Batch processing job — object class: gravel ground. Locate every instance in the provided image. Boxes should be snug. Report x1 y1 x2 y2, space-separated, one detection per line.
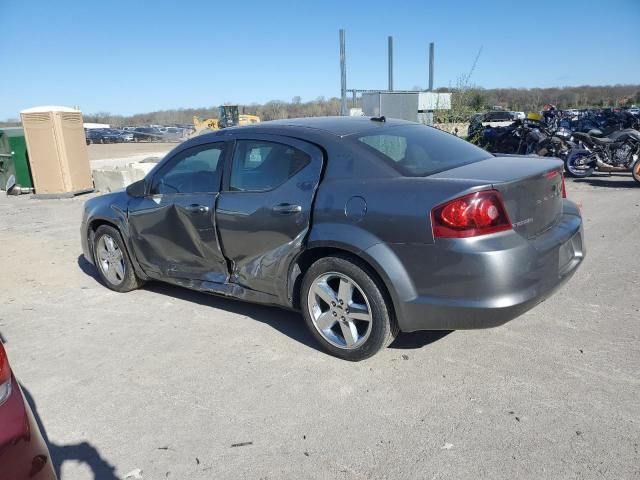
0 174 638 480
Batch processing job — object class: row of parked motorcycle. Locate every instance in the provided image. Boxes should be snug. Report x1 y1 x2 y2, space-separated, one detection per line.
468 107 640 184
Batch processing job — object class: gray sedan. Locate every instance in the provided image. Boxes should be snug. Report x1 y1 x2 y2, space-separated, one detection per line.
81 116 584 361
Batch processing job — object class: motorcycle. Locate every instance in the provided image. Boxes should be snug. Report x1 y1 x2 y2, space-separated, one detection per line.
475 120 574 160
524 125 575 160
565 128 640 184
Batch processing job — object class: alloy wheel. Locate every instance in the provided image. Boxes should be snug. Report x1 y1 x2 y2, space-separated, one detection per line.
96 234 126 285
307 272 373 349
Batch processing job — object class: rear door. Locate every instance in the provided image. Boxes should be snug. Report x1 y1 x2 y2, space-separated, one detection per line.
128 142 229 282
216 134 323 298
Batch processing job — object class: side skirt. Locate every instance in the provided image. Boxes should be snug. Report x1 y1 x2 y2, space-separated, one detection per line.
160 276 286 308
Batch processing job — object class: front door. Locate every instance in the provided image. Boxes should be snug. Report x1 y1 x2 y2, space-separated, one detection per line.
128 142 228 283
216 134 323 300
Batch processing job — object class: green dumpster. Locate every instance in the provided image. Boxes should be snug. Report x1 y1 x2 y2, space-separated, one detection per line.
0 127 33 191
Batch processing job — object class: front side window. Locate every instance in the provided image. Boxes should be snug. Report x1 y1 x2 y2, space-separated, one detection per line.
229 140 310 192
150 144 223 194
355 124 492 177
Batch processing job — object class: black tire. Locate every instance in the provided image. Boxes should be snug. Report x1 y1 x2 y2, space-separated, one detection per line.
632 158 640 185
565 150 595 178
93 225 144 292
300 255 398 361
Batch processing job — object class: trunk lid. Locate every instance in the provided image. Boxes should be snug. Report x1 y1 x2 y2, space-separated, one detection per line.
431 156 564 238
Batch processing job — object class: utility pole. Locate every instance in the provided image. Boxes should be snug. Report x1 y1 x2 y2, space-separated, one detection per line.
340 29 347 116
388 36 394 91
428 42 435 91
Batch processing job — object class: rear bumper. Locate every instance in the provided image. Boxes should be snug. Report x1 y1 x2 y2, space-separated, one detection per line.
393 201 584 332
0 377 57 480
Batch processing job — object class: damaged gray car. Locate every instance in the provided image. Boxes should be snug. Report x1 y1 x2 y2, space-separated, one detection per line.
81 116 584 361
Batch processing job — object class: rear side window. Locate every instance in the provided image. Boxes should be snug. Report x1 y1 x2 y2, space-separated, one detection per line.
355 125 491 177
230 140 310 192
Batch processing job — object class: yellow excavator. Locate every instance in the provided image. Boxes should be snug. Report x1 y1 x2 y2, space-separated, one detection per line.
191 106 260 137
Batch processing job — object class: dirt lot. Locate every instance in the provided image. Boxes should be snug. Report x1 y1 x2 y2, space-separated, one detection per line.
0 175 638 480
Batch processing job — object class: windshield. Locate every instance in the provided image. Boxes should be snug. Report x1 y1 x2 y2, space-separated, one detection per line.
354 124 492 177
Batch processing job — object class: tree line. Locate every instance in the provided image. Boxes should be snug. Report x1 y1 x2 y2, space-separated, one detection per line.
440 84 640 113
1 85 638 127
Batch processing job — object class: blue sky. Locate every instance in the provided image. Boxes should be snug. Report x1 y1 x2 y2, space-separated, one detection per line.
1 0 639 119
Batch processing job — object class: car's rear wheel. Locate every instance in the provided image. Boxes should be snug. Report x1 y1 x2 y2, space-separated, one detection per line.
93 225 144 292
301 255 397 361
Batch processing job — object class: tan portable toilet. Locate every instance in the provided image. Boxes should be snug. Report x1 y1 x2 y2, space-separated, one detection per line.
20 106 93 197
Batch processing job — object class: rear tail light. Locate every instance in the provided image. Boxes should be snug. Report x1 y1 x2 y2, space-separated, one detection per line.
431 190 512 238
561 173 567 198
0 343 11 405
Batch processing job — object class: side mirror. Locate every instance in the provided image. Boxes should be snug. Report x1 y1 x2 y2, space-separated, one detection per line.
126 179 146 198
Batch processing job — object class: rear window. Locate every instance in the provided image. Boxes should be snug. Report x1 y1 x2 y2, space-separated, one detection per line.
355 124 491 177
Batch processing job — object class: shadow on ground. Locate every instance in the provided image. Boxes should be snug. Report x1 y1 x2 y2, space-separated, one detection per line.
571 173 639 189
145 281 321 351
78 255 452 354
389 330 452 349
77 255 100 282
21 385 119 480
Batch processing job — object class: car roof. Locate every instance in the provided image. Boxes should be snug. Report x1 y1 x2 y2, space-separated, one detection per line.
231 116 416 137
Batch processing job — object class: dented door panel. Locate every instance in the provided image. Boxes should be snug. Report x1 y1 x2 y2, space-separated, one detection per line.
128 193 228 282
216 135 323 303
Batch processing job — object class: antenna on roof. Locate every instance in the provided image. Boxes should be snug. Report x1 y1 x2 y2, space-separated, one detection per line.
371 116 386 122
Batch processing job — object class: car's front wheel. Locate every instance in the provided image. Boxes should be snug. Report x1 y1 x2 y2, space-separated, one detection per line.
301 255 397 361
93 225 144 292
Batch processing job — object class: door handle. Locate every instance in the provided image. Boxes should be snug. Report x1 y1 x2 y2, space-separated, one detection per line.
185 204 210 213
272 203 302 214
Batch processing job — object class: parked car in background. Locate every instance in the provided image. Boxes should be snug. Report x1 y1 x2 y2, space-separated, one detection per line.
81 116 584 361
161 127 185 142
86 129 105 144
482 111 514 123
468 110 516 140
0 342 57 479
133 127 162 142
510 111 525 120
100 129 122 143
115 130 134 142
86 128 122 144
85 129 99 144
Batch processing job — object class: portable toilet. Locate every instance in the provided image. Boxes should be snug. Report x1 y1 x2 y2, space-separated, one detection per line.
20 106 93 197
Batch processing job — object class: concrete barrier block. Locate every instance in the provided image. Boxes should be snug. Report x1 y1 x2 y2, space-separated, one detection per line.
92 168 135 193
